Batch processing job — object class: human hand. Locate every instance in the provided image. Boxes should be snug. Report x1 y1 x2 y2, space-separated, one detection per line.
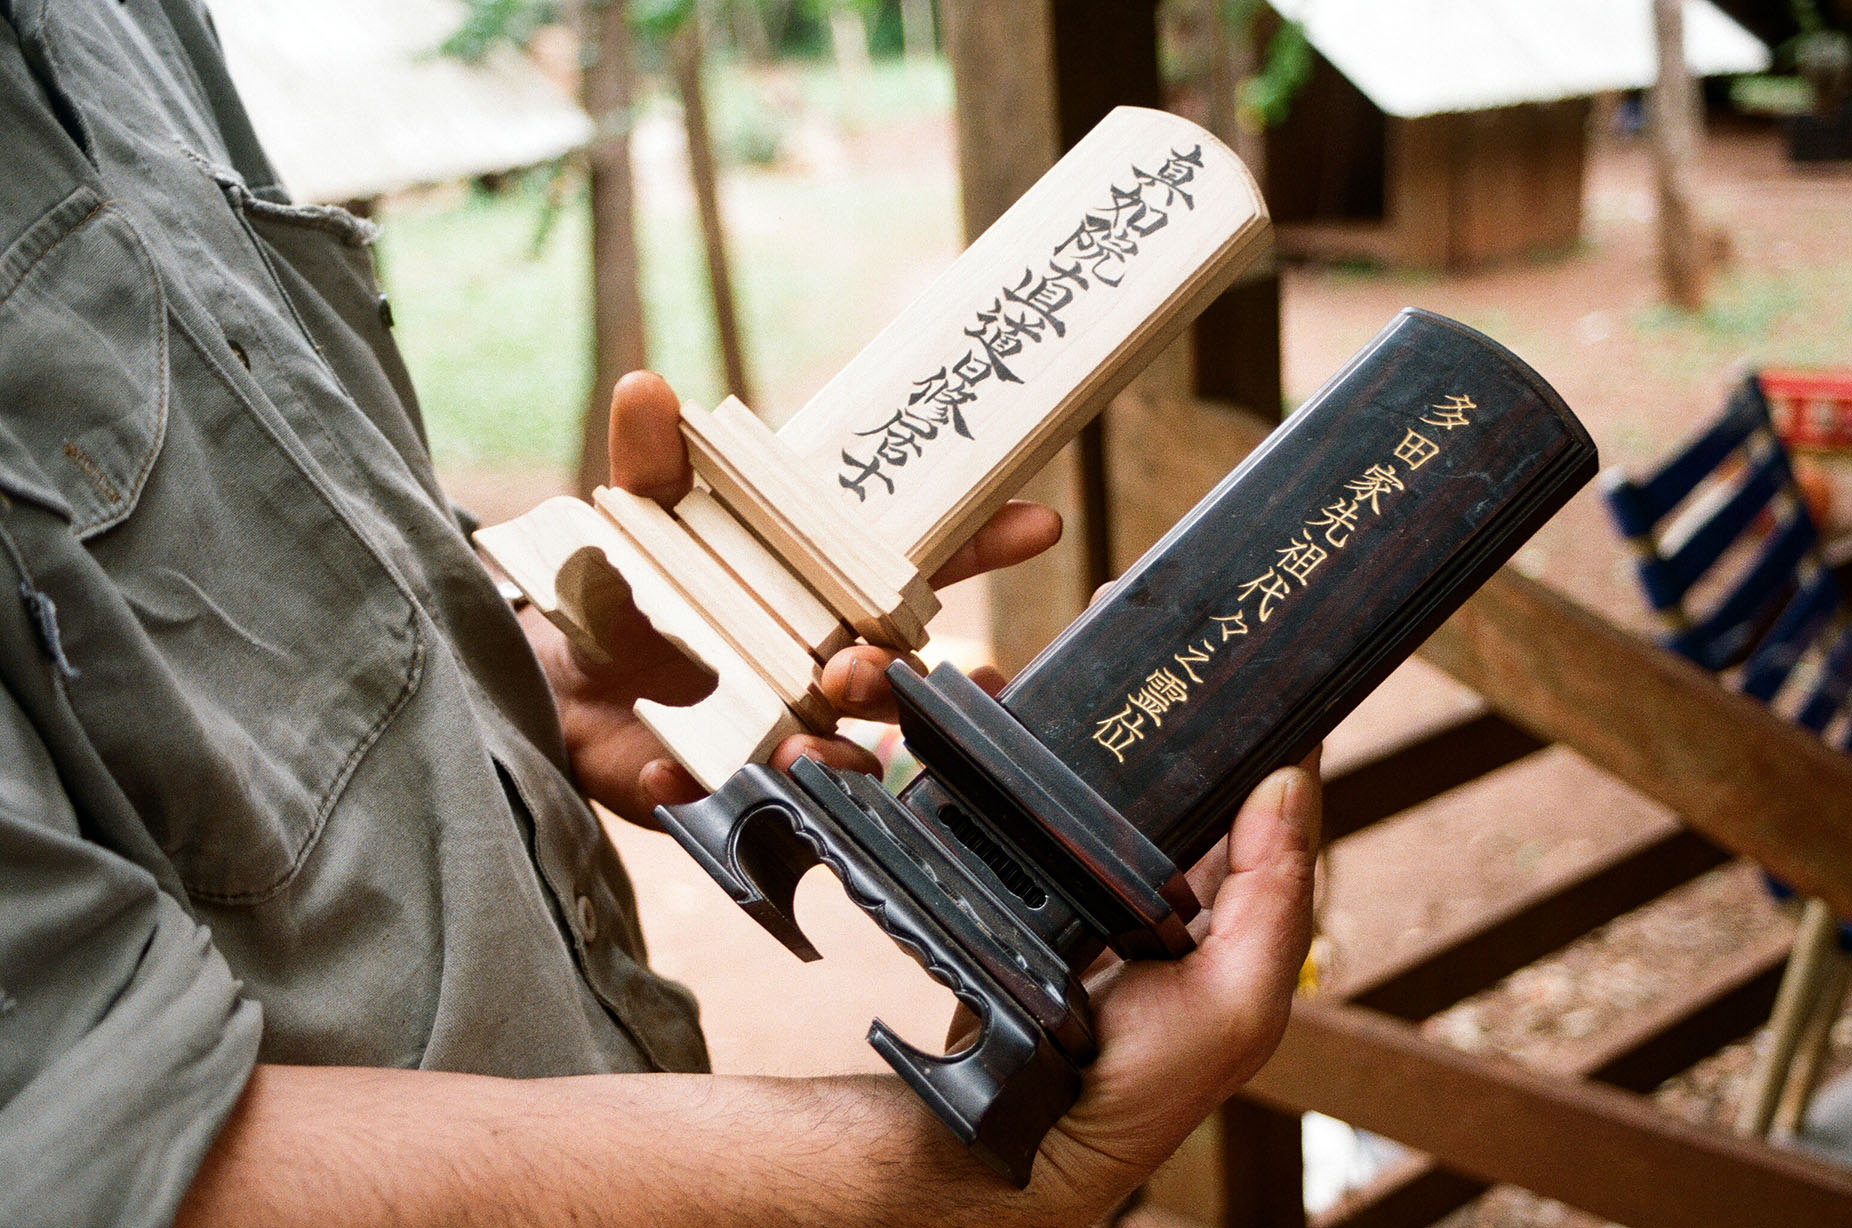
1024 752 1321 1220
526 371 1063 825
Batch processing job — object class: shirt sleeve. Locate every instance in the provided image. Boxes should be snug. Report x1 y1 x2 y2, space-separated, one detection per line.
0 681 262 1228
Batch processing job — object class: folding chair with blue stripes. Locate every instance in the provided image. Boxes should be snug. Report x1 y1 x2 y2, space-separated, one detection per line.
1602 371 1852 1140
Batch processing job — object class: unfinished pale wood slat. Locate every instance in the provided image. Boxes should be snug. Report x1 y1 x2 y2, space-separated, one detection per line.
479 105 1272 783
673 485 855 661
777 105 1270 575
476 497 804 789
681 396 940 648
591 486 833 729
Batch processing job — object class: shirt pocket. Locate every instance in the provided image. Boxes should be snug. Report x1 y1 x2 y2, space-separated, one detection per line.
0 186 425 904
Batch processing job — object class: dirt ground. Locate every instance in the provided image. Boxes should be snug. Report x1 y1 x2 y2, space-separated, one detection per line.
441 118 1852 1225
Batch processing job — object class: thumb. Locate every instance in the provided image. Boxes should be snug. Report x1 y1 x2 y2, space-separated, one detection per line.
1195 759 1321 1074
607 371 692 506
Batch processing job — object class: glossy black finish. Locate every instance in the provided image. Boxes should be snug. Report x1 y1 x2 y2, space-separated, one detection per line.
1005 309 1596 878
656 310 1597 1185
658 760 1089 1185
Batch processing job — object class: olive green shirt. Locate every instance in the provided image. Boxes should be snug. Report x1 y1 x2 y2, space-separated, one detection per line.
0 3 707 1225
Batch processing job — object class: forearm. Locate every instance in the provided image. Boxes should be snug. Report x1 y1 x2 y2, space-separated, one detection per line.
176 1064 1094 1228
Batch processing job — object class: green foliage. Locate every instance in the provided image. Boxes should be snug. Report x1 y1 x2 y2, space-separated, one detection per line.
1629 258 1852 378
704 76 791 165
375 58 960 470
1730 73 1816 116
631 0 697 41
1238 17 1312 128
1791 0 1828 39
440 0 559 62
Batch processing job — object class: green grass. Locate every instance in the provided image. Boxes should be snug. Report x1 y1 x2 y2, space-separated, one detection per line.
379 182 592 469
1630 260 1852 380
375 57 956 473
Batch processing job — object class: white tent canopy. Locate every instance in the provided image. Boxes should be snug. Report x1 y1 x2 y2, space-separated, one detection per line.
209 0 592 203
1267 0 1771 118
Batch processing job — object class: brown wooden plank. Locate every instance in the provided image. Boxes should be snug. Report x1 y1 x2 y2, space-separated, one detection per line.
1247 998 1852 1228
941 0 1059 239
1384 115 1452 268
1192 260 1282 418
950 0 1284 670
1578 930 1787 1090
1311 1157 1483 1228
1102 392 1273 567
1417 569 1852 921
1323 710 1545 843
1342 827 1727 1019
1311 926 1791 1228
1219 1098 1307 1228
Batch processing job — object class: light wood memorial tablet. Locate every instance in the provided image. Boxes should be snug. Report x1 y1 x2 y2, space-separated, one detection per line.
477 107 1271 786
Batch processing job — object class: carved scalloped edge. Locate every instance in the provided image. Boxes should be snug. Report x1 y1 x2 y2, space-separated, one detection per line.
774 807 995 1040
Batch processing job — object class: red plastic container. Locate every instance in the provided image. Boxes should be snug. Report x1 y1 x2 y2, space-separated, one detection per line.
1763 369 1852 451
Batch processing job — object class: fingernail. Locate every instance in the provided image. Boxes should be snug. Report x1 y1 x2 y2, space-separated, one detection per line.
1258 767 1295 814
846 659 877 705
1281 768 1308 814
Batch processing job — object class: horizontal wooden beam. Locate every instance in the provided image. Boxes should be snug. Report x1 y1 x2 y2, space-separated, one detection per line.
1323 711 1546 844
1417 569 1852 920
1251 991 1852 1228
1342 826 1727 1019
1315 928 1790 1228
1579 930 1786 1090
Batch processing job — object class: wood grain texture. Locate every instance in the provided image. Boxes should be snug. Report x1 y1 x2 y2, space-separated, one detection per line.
1340 826 1726 1020
672 486 854 660
1417 569 1852 921
475 496 804 789
1247 999 1852 1228
942 0 1085 676
1307 930 1791 1228
776 105 1270 576
681 396 938 647
591 485 832 727
1005 310 1595 871
483 105 1269 779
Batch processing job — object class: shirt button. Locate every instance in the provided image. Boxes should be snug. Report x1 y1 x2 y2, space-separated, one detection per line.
575 894 599 943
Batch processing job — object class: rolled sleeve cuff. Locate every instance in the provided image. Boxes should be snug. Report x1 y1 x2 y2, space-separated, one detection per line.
0 821 262 1228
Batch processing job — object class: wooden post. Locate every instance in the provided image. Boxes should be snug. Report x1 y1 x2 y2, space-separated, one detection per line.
946 0 1284 670
941 0 1081 673
1220 1099 1308 1228
1739 897 1843 1138
1650 0 1708 311
674 19 752 405
577 0 649 497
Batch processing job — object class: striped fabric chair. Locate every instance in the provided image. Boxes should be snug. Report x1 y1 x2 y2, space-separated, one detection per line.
1602 372 1852 1140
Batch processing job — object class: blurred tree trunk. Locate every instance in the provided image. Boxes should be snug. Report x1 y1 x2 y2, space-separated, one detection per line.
1650 0 1708 312
899 0 936 58
674 19 752 404
828 3 872 120
730 0 773 61
1210 2 1265 173
577 0 648 497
